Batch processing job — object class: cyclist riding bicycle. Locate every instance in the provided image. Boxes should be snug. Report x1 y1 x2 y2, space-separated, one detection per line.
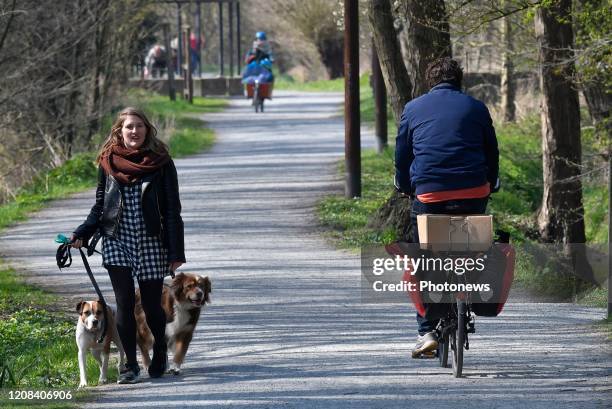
394 57 500 358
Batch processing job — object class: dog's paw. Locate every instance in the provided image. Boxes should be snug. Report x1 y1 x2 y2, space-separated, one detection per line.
98 377 108 385
166 367 180 375
78 382 87 389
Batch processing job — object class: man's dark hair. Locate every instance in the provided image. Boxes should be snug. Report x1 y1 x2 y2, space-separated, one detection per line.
425 57 463 89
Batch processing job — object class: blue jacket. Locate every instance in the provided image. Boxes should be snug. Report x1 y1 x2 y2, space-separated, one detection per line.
242 61 274 84
394 83 499 195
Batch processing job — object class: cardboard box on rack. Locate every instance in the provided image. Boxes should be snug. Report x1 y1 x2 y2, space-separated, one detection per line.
416 214 493 252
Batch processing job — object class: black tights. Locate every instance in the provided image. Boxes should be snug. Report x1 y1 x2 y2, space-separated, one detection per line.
107 266 166 367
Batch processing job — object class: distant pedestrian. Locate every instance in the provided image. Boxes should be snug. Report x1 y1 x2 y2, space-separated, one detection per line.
71 107 186 383
189 32 205 75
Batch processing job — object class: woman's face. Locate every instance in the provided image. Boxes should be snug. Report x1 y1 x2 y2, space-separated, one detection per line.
121 115 147 150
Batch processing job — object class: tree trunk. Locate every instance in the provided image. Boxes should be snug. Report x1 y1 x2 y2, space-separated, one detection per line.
534 0 585 245
367 0 450 241
399 0 451 98
371 39 388 153
583 85 611 131
500 2 516 122
317 37 344 79
534 0 596 293
367 0 412 124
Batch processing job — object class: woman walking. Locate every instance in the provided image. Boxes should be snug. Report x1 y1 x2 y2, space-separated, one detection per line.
72 107 185 383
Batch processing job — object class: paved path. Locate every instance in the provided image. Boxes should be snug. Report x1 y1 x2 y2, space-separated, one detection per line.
0 91 610 408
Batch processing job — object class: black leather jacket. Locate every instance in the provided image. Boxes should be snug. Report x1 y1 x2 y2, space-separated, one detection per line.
74 160 185 263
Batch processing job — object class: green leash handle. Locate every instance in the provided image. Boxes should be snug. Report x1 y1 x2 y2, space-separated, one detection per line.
55 233 101 256
55 233 71 244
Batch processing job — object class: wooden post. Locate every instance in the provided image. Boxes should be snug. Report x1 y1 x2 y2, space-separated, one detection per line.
183 26 193 103
229 1 234 78
236 1 241 75
163 23 176 101
177 2 182 76
344 0 360 198
218 1 224 76
371 38 387 153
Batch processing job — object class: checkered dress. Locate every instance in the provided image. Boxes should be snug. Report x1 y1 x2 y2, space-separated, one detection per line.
102 181 169 281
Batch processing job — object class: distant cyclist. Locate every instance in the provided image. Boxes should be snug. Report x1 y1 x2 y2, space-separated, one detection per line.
394 57 500 358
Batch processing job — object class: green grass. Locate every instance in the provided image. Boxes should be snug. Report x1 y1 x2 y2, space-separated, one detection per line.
318 147 396 248
0 267 96 407
129 90 227 117
274 74 345 92
0 153 98 231
168 117 215 157
578 287 608 308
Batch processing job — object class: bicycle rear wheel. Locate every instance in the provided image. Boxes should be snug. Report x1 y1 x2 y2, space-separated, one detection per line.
452 300 465 377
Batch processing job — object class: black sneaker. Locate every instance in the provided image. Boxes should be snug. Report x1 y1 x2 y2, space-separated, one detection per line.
148 345 168 378
118 364 141 384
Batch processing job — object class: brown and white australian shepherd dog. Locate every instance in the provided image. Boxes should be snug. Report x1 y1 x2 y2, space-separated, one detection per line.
75 300 125 388
135 273 212 374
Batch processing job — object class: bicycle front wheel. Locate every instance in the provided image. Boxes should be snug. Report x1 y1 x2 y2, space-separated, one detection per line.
452 299 466 377
253 86 260 112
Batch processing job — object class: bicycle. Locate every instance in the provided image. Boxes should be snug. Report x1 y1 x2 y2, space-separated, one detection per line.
432 243 512 377
386 226 514 378
245 80 273 113
417 252 476 378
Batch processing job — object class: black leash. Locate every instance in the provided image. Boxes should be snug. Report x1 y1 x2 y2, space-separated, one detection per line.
56 241 107 344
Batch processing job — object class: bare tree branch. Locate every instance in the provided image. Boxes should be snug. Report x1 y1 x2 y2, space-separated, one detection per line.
0 0 17 53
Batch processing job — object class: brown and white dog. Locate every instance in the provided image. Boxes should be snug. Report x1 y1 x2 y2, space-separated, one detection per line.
75 300 125 388
135 273 212 374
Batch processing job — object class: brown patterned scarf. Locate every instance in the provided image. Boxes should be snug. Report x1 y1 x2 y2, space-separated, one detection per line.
100 144 170 184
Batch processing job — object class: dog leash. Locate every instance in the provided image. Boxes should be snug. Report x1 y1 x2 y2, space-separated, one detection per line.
55 234 107 343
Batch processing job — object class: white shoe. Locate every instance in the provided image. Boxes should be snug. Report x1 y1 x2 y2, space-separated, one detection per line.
411 331 438 358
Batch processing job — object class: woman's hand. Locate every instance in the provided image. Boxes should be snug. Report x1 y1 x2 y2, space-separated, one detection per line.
70 234 83 249
169 261 184 272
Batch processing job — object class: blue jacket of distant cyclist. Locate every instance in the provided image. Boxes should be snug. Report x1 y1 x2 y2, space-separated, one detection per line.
394 82 499 196
242 61 274 84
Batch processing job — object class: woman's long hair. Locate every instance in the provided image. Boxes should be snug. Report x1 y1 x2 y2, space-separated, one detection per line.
95 107 169 164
